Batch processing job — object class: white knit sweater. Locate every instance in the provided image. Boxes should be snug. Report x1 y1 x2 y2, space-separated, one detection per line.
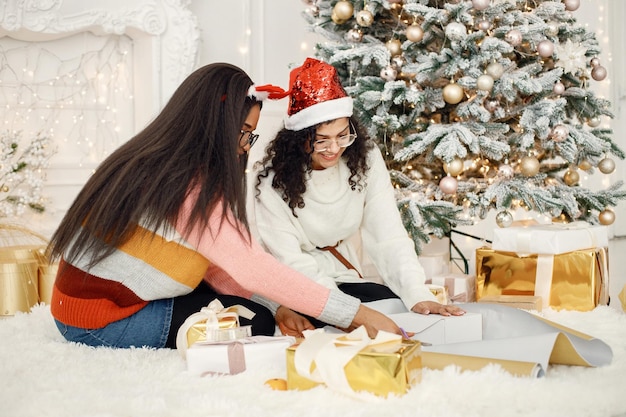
252 146 436 311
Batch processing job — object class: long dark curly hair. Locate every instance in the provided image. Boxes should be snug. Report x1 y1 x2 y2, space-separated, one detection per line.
255 117 374 216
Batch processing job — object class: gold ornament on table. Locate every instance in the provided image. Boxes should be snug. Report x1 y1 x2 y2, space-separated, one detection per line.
520 155 540 177
443 82 465 104
598 208 615 226
598 157 616 174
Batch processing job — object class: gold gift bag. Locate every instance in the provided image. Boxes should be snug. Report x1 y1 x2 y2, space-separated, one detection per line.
0 259 39 316
286 328 421 397
475 247 608 311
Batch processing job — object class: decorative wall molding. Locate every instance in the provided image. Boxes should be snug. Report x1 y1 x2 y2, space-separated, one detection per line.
0 0 200 111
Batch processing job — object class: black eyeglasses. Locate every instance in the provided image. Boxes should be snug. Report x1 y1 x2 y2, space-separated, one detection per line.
239 130 260 148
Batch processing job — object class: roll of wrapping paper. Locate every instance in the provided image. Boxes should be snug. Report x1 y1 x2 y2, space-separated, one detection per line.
0 259 39 315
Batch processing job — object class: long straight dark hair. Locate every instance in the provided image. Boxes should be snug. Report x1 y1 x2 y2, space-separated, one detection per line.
47 62 260 267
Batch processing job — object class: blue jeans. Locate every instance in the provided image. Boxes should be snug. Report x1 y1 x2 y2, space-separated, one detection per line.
54 298 173 348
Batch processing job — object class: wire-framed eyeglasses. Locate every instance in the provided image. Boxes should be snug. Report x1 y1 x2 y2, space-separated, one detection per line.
239 130 260 148
312 122 358 153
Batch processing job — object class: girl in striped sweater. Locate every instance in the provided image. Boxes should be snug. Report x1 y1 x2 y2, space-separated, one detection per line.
45 62 401 349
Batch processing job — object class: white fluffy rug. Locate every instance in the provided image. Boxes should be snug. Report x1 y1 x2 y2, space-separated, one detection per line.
1 304 625 417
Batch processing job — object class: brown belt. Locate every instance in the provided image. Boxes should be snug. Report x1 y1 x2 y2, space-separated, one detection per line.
317 243 362 278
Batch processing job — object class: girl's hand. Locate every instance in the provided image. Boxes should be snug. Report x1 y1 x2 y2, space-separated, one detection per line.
275 306 315 337
411 301 465 316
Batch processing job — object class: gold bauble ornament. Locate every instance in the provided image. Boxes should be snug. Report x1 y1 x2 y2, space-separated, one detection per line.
332 1 353 24
265 378 288 391
386 39 402 56
598 208 615 226
443 83 464 104
587 116 601 127
520 155 540 177
1 185 8 192
563 168 579 186
406 24 424 43
476 74 494 92
356 10 374 27
598 157 616 174
578 160 592 171
443 158 464 176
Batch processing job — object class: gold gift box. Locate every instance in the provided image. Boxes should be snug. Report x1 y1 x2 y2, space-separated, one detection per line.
286 339 421 397
186 315 244 346
475 247 608 311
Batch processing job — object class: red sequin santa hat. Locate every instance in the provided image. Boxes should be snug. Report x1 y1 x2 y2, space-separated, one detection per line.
283 58 353 131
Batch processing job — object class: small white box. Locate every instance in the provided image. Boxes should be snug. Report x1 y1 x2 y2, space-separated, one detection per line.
186 335 296 376
388 312 482 345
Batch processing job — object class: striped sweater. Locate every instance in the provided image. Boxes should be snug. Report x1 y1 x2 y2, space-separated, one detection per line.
51 190 361 329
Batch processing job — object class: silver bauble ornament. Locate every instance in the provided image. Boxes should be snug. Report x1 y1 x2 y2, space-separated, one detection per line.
345 28 363 43
446 22 467 40
591 65 607 81
545 22 559 36
587 117 601 127
563 169 580 186
443 83 465 104
380 65 398 81
563 0 580 11
439 175 458 194
356 10 374 27
520 155 540 177
505 29 523 46
477 20 491 31
406 24 424 43
486 62 504 80
598 208 615 225
551 125 569 142
386 39 402 56
553 81 565 95
472 0 490 11
499 163 514 178
495 210 514 228
476 74 494 91
333 1 354 21
598 157 616 174
443 158 464 176
537 40 554 58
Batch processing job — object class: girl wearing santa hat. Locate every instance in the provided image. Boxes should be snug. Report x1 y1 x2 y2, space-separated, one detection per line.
251 58 465 336
46 62 402 349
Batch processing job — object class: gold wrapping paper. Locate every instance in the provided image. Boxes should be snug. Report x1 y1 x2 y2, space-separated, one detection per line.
477 295 542 311
286 339 421 397
475 247 608 311
0 259 39 316
422 351 541 377
618 285 625 312
186 315 243 346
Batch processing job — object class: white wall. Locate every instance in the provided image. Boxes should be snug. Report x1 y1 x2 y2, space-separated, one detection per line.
1 0 624 240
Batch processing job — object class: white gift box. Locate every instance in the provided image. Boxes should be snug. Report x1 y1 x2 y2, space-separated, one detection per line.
186 335 296 376
388 312 482 345
427 273 476 303
492 222 608 255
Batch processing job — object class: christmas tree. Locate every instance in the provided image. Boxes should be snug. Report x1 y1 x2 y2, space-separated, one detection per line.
300 0 625 252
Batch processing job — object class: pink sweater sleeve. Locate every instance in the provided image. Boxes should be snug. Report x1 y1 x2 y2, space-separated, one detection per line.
175 192 359 325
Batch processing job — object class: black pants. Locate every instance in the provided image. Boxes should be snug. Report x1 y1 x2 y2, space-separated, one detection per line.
303 282 401 328
165 281 275 348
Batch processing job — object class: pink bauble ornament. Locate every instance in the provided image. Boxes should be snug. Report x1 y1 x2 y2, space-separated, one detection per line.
477 20 491 31
553 81 565 95
590 57 600 67
439 175 458 194
345 28 363 43
563 0 580 11
537 40 554 58
551 125 569 142
406 24 424 43
380 65 397 81
505 29 522 46
591 65 607 81
472 0 490 11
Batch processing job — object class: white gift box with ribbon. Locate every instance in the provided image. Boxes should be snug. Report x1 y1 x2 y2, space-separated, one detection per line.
186 335 296 376
489 222 609 309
